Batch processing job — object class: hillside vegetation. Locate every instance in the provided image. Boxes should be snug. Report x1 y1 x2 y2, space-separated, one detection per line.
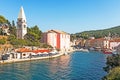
103 54 120 80
0 15 51 48
103 67 120 80
71 26 120 39
0 15 7 23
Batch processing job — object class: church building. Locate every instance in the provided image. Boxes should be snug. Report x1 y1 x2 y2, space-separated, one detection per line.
16 6 27 39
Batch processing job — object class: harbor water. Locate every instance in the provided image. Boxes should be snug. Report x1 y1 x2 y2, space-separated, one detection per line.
0 51 107 80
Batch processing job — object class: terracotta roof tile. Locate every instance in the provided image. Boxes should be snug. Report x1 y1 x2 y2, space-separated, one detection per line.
16 48 31 52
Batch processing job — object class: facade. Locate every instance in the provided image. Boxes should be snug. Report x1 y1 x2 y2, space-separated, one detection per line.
16 6 27 39
109 39 120 50
42 32 57 48
85 38 105 49
0 23 10 35
41 30 70 51
16 48 31 59
116 44 120 54
85 37 120 50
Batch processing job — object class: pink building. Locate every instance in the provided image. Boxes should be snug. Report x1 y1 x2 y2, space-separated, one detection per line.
42 31 57 48
41 30 70 51
109 39 120 49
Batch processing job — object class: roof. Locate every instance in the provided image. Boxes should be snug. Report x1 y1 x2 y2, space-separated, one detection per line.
16 48 51 53
16 48 31 53
32 49 50 53
47 29 69 34
109 38 120 42
0 23 9 29
88 38 105 43
18 6 26 21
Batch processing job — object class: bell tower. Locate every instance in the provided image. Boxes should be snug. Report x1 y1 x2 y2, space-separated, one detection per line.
17 6 27 39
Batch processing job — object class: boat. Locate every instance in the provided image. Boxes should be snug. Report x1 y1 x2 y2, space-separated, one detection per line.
89 47 95 51
76 48 89 52
112 49 117 54
49 47 58 54
103 49 113 54
64 52 68 55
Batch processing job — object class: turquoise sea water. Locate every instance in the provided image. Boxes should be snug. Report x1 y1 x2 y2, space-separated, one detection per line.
0 51 107 80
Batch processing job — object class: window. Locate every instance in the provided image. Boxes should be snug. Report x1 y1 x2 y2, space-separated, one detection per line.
19 19 22 22
67 35 69 38
24 25 26 28
23 54 26 56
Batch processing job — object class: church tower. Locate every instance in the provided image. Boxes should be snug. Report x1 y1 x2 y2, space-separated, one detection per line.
17 6 27 39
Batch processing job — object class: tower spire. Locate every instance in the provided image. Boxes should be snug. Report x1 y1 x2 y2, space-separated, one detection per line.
18 6 26 21
17 6 27 39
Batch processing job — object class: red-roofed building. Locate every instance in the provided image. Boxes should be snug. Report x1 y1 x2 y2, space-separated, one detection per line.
41 30 70 51
15 48 51 59
85 37 120 50
85 38 105 50
15 48 32 59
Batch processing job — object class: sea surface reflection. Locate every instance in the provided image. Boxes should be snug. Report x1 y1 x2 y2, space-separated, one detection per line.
0 51 107 80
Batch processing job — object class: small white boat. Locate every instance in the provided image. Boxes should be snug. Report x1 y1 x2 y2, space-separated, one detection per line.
77 48 89 52
112 49 117 54
64 52 68 55
89 47 95 51
50 48 58 54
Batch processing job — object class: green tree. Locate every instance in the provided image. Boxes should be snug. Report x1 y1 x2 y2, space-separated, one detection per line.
25 25 42 41
0 39 6 44
12 20 15 27
24 25 42 46
103 54 120 80
9 26 16 36
7 34 16 41
6 20 11 27
70 34 76 41
103 67 120 80
0 15 7 23
105 54 120 71
10 39 27 47
28 25 42 39
40 43 52 48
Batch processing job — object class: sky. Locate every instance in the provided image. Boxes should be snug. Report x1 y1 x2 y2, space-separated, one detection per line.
0 0 120 33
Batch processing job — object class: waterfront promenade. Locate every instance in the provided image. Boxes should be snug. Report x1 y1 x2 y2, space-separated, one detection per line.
0 52 65 64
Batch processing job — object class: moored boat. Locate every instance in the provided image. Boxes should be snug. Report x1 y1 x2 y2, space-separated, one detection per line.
103 49 112 54
112 49 117 54
64 52 68 55
77 48 89 52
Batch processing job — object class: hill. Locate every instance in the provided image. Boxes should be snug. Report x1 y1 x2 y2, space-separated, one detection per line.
72 26 120 39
